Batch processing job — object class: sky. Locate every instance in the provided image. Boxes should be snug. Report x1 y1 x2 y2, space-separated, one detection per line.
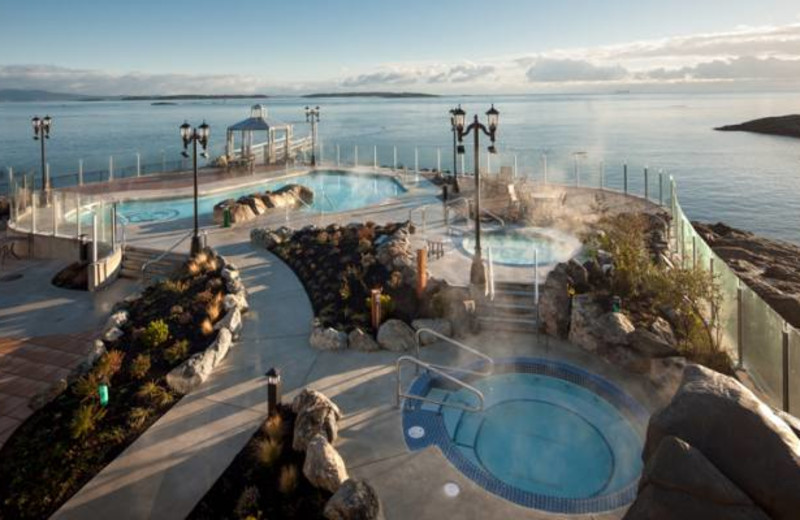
1 0 799 95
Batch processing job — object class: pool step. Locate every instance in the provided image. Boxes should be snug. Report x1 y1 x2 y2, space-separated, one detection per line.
454 412 483 448
120 246 186 283
478 281 540 333
420 387 451 413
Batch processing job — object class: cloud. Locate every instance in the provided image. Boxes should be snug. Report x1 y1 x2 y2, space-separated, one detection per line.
641 56 800 81
339 62 496 87
525 59 628 83
340 70 421 87
428 64 496 84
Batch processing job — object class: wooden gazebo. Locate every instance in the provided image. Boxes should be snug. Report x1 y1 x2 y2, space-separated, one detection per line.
225 104 294 165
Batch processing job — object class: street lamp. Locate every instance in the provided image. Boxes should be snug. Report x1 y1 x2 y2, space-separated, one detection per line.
454 104 499 288
180 120 210 256
265 367 282 416
32 115 52 203
449 105 465 188
305 106 320 166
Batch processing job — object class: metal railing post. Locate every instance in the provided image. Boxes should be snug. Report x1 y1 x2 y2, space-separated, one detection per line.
513 154 518 179
79 159 84 186
414 147 419 174
783 323 790 412
644 166 649 200
393 146 397 171
109 156 114 182
373 145 378 169
737 282 744 369
136 153 141 177
31 189 36 234
658 170 664 205
45 163 50 193
623 162 628 195
76 194 81 238
92 211 98 262
534 248 539 304
336 144 340 167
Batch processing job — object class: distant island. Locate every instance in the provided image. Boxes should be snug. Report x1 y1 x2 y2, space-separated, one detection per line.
120 94 268 101
0 89 93 102
715 115 800 139
303 92 439 99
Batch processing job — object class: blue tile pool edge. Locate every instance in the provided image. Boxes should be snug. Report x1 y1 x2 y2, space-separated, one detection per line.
401 357 648 514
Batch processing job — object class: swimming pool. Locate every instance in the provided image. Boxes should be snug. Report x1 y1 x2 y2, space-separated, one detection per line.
459 227 582 266
402 358 647 513
117 170 407 223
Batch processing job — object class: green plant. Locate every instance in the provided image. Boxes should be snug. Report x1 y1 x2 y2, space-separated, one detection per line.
164 340 189 365
128 407 150 430
73 372 100 402
141 319 169 349
252 438 283 468
262 414 285 441
70 403 106 440
129 353 151 380
98 426 126 445
95 349 125 380
278 464 298 495
137 381 174 407
161 279 189 294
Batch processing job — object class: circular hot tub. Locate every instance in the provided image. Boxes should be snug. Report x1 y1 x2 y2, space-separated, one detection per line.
459 227 581 266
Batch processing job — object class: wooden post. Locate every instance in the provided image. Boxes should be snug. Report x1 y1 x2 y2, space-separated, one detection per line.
416 249 427 298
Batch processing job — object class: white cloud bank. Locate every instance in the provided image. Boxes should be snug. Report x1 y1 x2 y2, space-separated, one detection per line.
2 23 800 95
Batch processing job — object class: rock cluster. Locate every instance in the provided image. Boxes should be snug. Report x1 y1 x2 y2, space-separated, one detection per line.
166 257 249 394
626 365 800 520
309 317 453 353
694 221 800 328
212 184 313 225
290 389 382 520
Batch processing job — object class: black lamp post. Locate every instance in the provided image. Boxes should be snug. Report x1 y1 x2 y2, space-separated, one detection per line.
265 367 282 416
453 105 499 288
32 115 52 203
180 120 210 256
305 106 320 166
449 105 464 183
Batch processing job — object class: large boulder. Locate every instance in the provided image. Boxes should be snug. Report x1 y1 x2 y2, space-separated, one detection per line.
626 435 771 520
262 184 313 209
303 434 349 494
324 479 382 520
239 195 267 215
644 365 800 520
411 318 452 345
229 203 256 224
214 307 243 338
292 389 342 451
649 317 677 347
565 258 590 293
348 328 380 352
568 294 634 353
310 324 348 351
212 198 236 224
539 264 571 338
376 319 416 352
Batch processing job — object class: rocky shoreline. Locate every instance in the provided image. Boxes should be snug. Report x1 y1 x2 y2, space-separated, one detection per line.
715 114 800 139
693 221 800 328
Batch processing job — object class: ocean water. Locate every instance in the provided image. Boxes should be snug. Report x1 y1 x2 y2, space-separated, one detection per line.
1 93 798 242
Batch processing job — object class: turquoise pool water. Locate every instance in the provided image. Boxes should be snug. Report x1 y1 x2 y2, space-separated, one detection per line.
117 170 406 223
439 373 643 499
459 227 582 266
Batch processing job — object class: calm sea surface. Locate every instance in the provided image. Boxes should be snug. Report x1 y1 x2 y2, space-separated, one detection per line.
1 93 798 242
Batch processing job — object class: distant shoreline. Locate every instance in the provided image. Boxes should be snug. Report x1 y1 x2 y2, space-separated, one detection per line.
715 115 800 139
303 92 438 99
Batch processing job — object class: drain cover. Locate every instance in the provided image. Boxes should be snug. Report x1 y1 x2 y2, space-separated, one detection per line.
444 482 460 497
0 273 23 282
407 426 425 439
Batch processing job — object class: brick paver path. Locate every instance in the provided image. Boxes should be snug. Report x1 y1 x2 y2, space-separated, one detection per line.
0 331 96 447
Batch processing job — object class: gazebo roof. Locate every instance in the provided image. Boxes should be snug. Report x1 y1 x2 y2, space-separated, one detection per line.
227 104 290 132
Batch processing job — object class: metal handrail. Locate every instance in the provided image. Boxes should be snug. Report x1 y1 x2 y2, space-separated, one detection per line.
481 208 506 227
395 355 485 412
140 229 193 283
414 328 494 377
408 204 428 229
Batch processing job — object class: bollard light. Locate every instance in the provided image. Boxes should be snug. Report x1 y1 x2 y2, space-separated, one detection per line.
98 382 109 407
370 288 382 330
611 295 622 313
266 367 282 416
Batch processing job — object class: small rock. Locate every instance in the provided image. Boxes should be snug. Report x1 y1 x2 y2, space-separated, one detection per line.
166 349 216 394
303 434 349 494
311 325 348 350
214 307 243 338
294 404 341 451
650 317 677 346
292 388 342 418
376 319 416 352
103 326 124 342
348 328 380 352
324 479 382 520
411 318 453 345
223 292 249 313
104 310 129 331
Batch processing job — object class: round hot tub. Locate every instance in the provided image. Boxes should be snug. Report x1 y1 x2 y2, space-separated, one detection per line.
459 227 581 266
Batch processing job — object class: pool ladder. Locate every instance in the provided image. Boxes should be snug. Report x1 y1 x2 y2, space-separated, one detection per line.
395 328 494 413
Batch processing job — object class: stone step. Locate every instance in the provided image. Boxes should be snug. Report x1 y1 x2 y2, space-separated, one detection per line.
477 315 539 333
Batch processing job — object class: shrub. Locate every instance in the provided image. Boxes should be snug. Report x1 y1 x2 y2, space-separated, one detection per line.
278 465 298 495
141 319 169 349
234 486 261 520
98 426 126 445
70 403 106 440
137 381 174 407
128 407 150 430
130 353 151 380
95 349 125 380
252 438 283 468
73 373 100 402
262 414 285 441
164 340 189 365
161 279 189 294
206 299 222 323
200 318 214 336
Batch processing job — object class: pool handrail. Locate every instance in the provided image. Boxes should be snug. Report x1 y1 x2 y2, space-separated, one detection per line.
481 208 506 228
395 355 485 413
141 229 193 284
414 328 494 377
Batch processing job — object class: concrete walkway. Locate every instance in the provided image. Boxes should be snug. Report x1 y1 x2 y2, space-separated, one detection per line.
0 258 138 447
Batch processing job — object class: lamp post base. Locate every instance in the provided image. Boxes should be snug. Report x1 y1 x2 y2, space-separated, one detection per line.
470 253 486 288
190 234 204 256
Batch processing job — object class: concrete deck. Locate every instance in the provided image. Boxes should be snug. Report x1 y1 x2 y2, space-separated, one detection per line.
0 257 138 447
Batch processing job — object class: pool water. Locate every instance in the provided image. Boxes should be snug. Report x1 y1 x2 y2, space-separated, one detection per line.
117 170 407 223
403 359 647 513
459 227 581 266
